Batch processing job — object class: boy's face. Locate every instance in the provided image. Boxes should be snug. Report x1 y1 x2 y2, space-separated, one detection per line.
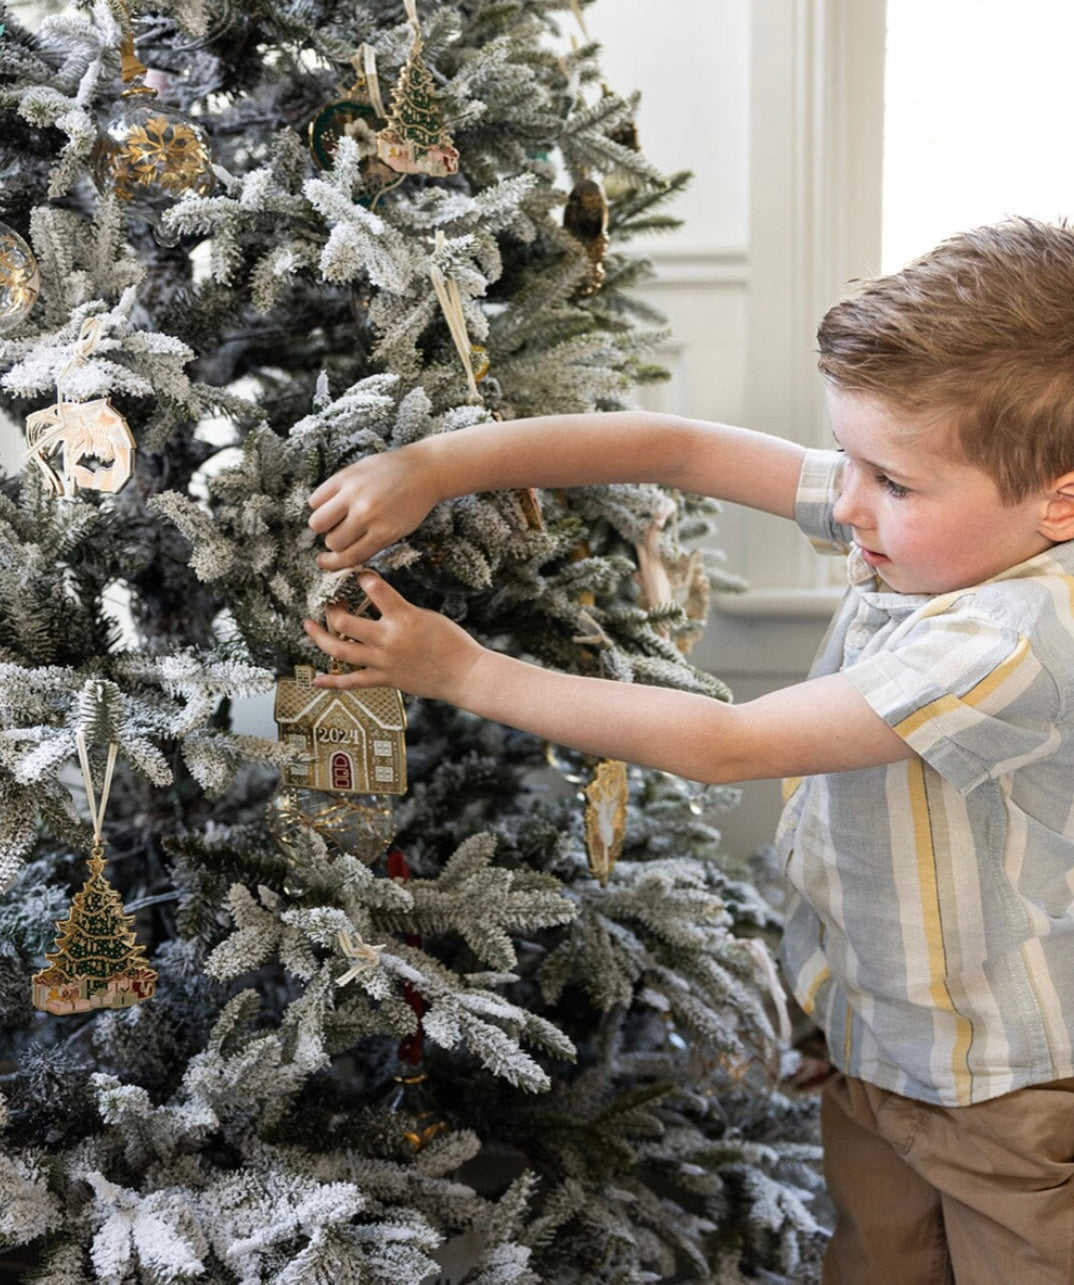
827 388 1056 595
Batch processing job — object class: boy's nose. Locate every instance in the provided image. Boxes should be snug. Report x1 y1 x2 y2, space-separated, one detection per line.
832 478 868 528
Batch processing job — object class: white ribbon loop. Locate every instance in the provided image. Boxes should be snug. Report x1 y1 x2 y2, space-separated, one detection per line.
76 729 119 850
428 230 481 401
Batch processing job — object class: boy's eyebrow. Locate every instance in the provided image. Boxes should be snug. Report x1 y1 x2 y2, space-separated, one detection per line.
830 434 922 484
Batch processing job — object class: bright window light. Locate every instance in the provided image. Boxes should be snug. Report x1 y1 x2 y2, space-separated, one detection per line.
882 0 1074 270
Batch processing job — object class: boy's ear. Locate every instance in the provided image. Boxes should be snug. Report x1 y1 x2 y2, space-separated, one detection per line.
1039 472 1074 541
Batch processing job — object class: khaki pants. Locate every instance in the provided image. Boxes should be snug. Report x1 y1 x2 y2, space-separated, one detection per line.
820 1072 1074 1283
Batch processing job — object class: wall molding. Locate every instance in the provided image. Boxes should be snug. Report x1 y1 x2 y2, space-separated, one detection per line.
638 245 750 287
715 586 843 617
730 0 887 595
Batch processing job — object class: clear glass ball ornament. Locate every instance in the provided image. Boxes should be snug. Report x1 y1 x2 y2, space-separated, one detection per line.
269 787 397 866
92 86 214 221
0 222 40 333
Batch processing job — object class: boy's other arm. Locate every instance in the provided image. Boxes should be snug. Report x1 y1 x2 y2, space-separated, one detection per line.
305 575 912 785
309 412 806 570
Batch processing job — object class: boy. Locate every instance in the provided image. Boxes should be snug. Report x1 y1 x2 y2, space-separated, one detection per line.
305 218 1074 1282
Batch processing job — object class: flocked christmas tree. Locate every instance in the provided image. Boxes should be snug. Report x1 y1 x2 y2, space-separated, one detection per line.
0 1 828 1281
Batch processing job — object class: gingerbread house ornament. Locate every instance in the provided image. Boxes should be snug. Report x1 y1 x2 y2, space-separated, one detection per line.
274 665 407 795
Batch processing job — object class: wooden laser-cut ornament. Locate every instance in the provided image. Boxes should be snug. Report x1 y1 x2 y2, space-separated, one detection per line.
515 486 544 531
25 398 136 498
634 498 711 655
24 317 136 499
274 664 407 795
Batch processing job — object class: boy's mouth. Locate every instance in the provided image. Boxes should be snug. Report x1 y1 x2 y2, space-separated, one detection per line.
857 544 889 568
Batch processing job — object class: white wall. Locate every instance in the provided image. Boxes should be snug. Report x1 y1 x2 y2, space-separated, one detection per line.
590 0 887 856
585 0 751 435
585 0 750 254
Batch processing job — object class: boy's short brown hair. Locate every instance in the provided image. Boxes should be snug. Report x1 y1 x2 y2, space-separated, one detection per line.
817 218 1074 502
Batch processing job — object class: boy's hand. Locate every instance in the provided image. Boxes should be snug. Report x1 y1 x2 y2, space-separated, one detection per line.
303 572 481 703
308 446 440 570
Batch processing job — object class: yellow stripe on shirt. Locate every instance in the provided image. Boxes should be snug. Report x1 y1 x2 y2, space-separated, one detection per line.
800 963 831 1017
906 758 974 1104
895 635 1032 741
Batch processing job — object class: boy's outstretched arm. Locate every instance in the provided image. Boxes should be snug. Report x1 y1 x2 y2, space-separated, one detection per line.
308 411 806 571
303 574 913 785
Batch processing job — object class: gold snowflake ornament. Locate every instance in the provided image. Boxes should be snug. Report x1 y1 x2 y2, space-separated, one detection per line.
94 92 214 206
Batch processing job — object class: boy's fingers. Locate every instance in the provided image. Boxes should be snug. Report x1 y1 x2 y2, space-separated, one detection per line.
321 518 367 550
312 667 375 690
356 570 407 612
323 603 373 639
303 627 377 687
308 475 343 509
304 617 357 653
307 495 347 532
316 540 368 570
303 618 341 649
323 518 367 550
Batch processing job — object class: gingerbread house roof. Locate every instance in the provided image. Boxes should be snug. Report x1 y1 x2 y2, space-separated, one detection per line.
274 666 406 733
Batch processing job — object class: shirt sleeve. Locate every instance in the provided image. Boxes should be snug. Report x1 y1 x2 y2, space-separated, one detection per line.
794 448 853 555
843 606 1062 794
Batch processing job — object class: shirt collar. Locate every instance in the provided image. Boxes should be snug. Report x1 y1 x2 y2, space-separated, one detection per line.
846 540 1074 616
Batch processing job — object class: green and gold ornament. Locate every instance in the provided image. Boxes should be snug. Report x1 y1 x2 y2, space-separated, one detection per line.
33 735 157 1015
309 46 405 208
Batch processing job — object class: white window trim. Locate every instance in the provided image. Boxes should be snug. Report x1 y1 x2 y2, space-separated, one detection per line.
730 0 886 608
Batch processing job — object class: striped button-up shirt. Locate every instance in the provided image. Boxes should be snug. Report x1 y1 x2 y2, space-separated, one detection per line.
779 449 1074 1106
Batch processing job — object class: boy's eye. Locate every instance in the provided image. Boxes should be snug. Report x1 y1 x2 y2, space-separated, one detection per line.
876 472 910 499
